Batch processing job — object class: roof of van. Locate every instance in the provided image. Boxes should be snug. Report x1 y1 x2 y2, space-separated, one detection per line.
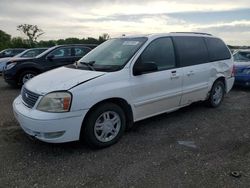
120 32 215 39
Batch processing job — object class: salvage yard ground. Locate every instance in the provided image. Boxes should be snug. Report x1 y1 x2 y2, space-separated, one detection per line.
0 76 250 188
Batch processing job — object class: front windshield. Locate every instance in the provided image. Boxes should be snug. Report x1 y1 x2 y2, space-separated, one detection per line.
14 49 30 57
77 37 147 71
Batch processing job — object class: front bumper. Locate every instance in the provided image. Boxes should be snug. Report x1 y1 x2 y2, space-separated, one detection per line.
13 95 88 143
3 68 18 85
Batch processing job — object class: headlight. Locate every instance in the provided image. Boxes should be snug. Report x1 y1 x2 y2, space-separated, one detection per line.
5 62 17 70
242 69 250 74
37 92 72 112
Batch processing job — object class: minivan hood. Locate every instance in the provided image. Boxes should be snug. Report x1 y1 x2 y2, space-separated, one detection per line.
25 67 105 95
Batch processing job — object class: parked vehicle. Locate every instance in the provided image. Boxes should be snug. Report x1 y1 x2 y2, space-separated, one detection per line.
3 44 97 86
233 49 250 87
0 48 48 74
0 48 26 58
13 33 234 148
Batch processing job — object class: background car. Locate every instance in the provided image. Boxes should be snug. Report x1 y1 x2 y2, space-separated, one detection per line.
0 48 48 74
0 48 26 58
233 49 250 87
3 44 97 86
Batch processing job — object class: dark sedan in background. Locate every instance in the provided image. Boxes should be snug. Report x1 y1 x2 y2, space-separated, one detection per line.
0 48 48 73
233 49 250 87
0 48 26 58
3 44 97 86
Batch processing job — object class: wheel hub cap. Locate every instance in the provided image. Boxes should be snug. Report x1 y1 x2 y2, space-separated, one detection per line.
22 73 35 84
94 111 121 143
212 85 223 105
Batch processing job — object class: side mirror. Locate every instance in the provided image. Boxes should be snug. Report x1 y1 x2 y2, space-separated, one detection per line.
133 62 158 75
47 54 54 60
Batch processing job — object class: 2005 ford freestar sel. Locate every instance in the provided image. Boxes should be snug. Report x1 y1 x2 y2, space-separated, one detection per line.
13 33 235 148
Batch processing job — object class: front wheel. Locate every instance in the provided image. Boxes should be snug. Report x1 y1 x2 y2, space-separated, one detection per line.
82 103 126 148
19 71 37 85
207 80 225 108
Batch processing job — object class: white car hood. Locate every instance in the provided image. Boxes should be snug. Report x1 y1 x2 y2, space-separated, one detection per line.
25 67 105 95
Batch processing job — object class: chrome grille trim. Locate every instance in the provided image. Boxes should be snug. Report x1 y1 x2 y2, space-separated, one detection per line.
21 87 40 108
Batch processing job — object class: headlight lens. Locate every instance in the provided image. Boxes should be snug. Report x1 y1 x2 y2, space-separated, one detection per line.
242 68 250 74
37 92 72 112
5 62 17 70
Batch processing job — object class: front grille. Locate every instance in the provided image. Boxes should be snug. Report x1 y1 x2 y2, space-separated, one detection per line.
21 87 40 108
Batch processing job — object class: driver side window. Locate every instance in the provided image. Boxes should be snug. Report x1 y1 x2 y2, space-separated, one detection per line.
140 37 176 71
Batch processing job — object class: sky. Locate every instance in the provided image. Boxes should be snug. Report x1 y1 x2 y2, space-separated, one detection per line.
0 0 250 45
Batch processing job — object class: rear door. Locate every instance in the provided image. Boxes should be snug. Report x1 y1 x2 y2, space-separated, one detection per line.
172 36 210 105
130 37 183 121
72 46 91 62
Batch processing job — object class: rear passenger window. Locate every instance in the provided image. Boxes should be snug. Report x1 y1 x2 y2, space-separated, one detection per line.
74 47 91 57
205 38 231 61
140 37 176 71
50 48 71 58
173 36 208 67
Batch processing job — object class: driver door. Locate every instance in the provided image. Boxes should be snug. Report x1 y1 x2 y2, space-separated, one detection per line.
45 47 74 70
130 37 183 121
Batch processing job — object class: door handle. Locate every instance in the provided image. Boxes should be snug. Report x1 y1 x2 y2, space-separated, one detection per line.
187 71 195 76
171 70 179 79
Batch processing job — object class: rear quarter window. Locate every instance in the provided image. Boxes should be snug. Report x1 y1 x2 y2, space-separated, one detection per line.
173 36 209 67
205 37 231 62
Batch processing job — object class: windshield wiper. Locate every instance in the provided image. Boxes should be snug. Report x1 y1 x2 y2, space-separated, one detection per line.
80 61 96 71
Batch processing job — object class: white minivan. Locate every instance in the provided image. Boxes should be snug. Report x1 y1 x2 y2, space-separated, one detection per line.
13 33 235 148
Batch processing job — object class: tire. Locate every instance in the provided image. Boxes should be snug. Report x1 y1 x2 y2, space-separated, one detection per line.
19 70 37 85
82 103 126 148
207 80 225 108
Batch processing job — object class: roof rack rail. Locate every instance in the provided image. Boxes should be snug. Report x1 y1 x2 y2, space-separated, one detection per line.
171 32 212 36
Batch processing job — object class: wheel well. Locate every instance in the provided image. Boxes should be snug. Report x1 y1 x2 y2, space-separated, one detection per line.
214 77 226 91
17 68 41 82
81 98 134 135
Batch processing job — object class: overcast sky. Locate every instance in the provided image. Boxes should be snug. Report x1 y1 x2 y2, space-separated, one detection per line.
0 0 249 45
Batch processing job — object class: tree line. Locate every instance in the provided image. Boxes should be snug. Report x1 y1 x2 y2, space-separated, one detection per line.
0 24 110 51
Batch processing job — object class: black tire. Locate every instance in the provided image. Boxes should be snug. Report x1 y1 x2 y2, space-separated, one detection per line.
206 80 225 108
82 103 126 148
19 70 38 85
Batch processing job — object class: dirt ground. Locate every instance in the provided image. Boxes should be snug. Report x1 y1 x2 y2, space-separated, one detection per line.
0 76 250 188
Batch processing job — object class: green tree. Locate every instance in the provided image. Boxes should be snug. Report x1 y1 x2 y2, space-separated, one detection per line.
37 40 57 47
84 37 99 44
56 39 66 45
64 38 81 44
17 24 44 46
98 33 110 43
10 37 29 48
0 30 11 50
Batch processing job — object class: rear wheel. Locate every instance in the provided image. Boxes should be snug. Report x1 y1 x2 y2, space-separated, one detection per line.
207 80 225 108
82 103 126 148
19 70 37 85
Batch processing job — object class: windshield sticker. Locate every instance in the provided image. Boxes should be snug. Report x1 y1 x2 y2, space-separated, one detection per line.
122 41 140 46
